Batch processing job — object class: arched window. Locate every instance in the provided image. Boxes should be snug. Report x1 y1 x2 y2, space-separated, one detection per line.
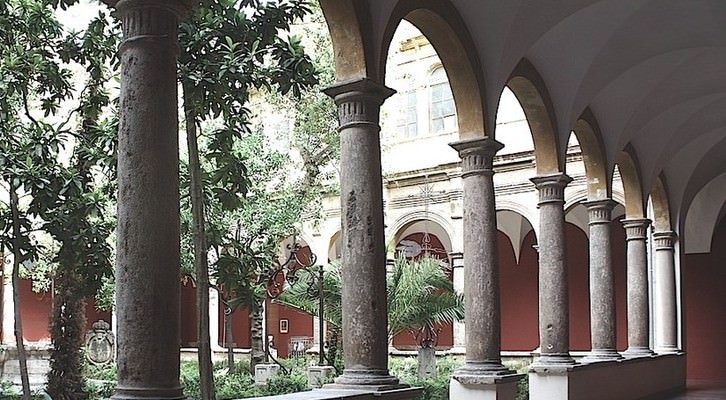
429 67 456 134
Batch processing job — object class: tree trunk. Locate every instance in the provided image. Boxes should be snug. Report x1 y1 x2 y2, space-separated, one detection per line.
250 299 265 372
224 305 235 373
10 187 31 400
183 90 215 399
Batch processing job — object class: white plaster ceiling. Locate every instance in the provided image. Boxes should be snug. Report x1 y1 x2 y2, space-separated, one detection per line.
355 0 726 248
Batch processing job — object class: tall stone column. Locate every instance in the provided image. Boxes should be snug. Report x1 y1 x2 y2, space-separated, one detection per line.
323 78 399 388
449 137 511 377
622 219 654 357
653 231 679 354
449 252 466 352
583 199 621 361
530 174 575 366
112 1 190 398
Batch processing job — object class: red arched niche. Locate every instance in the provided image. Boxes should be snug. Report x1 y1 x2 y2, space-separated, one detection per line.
500 230 539 351
566 222 592 351
392 232 453 350
685 217 726 382
180 277 198 347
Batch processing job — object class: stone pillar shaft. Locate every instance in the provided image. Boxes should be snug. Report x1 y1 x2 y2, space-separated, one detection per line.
622 218 654 356
531 174 574 365
584 199 621 360
654 231 679 353
449 252 466 351
450 138 510 376
323 79 399 388
112 1 189 398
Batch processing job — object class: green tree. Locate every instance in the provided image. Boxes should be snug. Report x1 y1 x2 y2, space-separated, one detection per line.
0 1 78 397
0 1 119 397
178 0 317 395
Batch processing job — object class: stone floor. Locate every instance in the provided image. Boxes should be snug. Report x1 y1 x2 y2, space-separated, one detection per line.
664 381 726 399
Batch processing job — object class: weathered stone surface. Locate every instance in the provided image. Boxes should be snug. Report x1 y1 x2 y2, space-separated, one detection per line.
530 174 575 366
622 219 655 357
583 199 621 362
653 231 679 354
255 364 281 386
111 1 190 399
309 366 337 388
449 138 511 376
323 79 399 387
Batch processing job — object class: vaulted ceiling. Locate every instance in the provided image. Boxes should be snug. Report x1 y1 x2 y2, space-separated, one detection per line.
321 0 726 252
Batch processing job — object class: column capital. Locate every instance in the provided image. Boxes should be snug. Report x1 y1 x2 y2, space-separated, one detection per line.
530 173 572 205
583 199 617 225
449 137 504 178
622 218 651 241
115 0 193 54
653 231 678 249
323 78 395 128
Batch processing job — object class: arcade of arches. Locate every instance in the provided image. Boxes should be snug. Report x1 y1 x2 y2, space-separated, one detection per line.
77 1 726 400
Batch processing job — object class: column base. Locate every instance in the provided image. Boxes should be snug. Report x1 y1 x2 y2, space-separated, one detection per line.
453 360 516 380
308 365 336 388
531 353 576 367
327 368 403 390
655 345 681 355
450 372 524 400
111 385 187 400
254 363 280 386
581 348 623 363
623 346 655 358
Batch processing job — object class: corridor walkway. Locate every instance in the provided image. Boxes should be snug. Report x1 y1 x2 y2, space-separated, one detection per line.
664 382 726 399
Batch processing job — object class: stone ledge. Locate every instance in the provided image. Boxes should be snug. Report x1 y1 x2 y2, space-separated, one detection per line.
244 387 423 400
453 372 524 386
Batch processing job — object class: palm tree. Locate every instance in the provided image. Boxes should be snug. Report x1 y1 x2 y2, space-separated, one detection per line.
275 255 464 369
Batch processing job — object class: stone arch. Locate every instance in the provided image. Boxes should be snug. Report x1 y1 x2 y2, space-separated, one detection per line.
380 0 487 139
572 109 610 200
650 174 673 232
507 59 562 175
683 172 726 254
387 210 454 259
319 0 374 82
616 146 647 219
328 230 342 262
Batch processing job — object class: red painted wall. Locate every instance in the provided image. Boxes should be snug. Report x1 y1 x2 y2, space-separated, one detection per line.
218 304 251 348
501 230 539 351
611 219 628 351
83 300 111 332
19 278 52 342
685 218 726 382
269 303 314 358
180 278 198 347
565 222 591 351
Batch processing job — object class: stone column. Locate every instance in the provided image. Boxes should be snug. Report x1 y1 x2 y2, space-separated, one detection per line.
323 78 399 388
653 231 679 354
449 138 511 377
583 199 621 361
449 252 466 352
622 219 654 357
530 174 575 366
112 1 190 398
